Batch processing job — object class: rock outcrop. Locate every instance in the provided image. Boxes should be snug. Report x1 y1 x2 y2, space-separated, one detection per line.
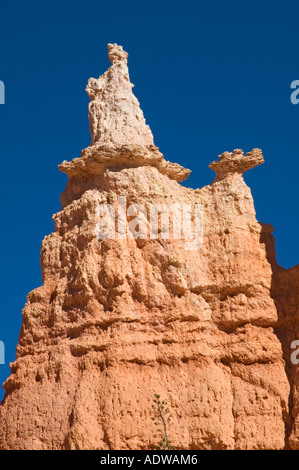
0 43 298 450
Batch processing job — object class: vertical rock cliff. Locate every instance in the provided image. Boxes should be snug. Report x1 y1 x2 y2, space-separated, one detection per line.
0 44 298 450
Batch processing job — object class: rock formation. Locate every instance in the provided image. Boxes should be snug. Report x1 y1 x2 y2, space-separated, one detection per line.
0 43 298 450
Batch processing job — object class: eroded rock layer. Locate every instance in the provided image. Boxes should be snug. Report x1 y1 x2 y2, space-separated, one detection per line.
0 44 298 450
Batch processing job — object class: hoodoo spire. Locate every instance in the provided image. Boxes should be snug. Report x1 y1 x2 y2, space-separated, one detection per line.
59 44 190 182
86 43 154 148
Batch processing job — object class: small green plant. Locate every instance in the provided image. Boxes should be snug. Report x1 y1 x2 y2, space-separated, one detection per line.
151 393 176 450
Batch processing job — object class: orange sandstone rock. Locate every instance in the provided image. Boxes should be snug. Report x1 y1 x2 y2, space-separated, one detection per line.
0 44 297 450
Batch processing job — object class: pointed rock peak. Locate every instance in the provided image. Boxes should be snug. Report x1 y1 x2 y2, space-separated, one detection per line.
209 148 264 181
107 43 128 64
59 44 191 183
85 43 154 147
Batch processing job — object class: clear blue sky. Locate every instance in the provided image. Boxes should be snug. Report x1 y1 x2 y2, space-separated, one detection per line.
1 0 299 400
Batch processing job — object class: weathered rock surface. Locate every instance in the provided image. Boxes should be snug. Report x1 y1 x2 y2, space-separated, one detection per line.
0 44 298 450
